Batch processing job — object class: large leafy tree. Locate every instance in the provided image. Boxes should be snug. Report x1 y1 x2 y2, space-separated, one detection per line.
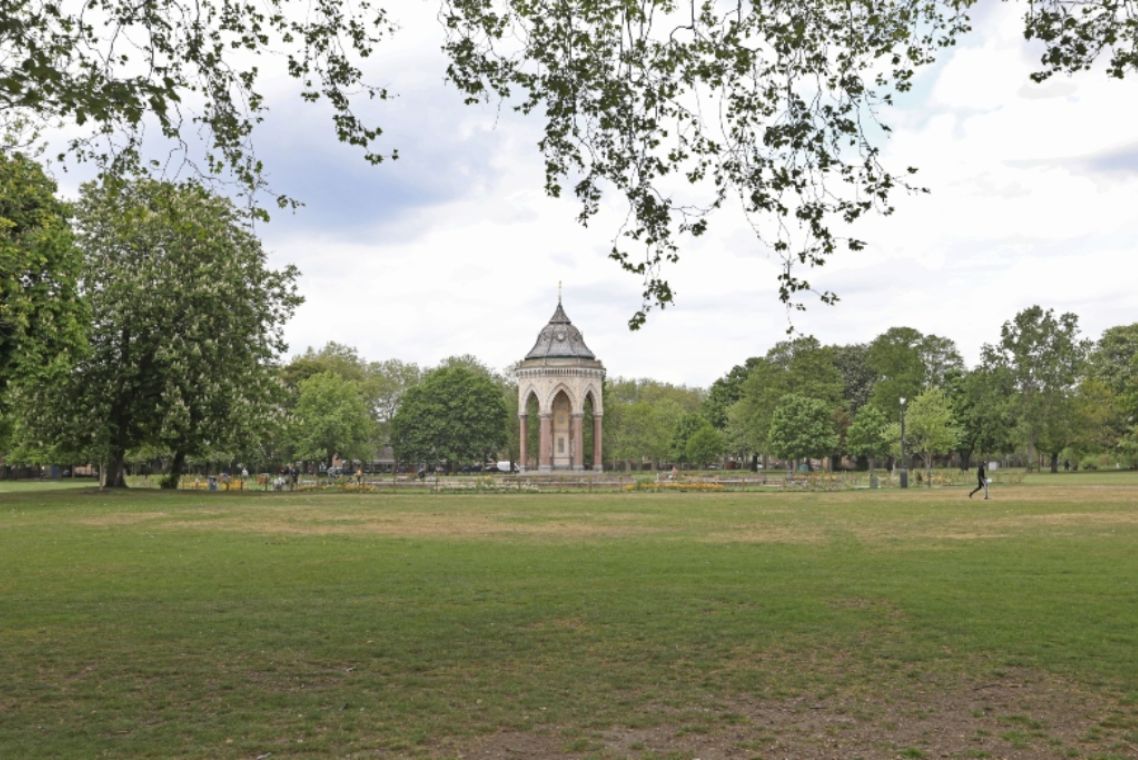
846 405 891 474
866 327 962 414
732 338 843 467
290 371 374 467
904 387 960 486
684 422 725 469
1088 323 1138 449
372 359 426 432
948 364 1017 470
391 364 507 469
764 337 845 407
702 357 761 429
866 327 927 414
603 378 701 468
606 397 683 469
919 334 966 390
831 343 875 419
17 178 301 487
1067 377 1120 464
283 342 375 391
982 306 1090 472
0 154 84 407
768 393 838 474
724 359 778 465
282 343 423 448
670 411 709 465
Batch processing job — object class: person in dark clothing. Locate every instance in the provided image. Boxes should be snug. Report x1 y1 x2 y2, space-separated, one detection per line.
969 462 989 499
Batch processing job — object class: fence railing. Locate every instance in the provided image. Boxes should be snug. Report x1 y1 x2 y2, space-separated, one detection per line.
174 468 1023 493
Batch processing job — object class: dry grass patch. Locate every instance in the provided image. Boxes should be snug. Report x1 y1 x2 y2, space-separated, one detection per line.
447 668 1138 759
74 510 173 526
701 526 829 544
146 508 664 540
1001 511 1138 527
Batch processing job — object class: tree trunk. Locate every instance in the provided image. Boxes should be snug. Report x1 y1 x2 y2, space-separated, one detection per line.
925 454 932 487
160 450 187 489
1050 452 1060 473
102 448 128 488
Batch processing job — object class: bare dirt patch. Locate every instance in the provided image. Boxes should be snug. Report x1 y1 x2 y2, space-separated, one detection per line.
447 668 1138 759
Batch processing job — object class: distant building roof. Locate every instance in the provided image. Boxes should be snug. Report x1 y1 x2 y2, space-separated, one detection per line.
525 300 596 360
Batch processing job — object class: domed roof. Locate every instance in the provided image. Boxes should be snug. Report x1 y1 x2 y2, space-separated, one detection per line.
525 300 596 360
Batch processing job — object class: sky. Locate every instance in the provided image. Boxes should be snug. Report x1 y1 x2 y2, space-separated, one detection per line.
53 1 1138 388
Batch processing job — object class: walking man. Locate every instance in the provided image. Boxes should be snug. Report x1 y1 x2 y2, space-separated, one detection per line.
969 462 989 500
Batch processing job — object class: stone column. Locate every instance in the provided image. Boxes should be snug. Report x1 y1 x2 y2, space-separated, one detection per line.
571 413 584 471
518 414 528 472
593 415 603 472
538 414 553 473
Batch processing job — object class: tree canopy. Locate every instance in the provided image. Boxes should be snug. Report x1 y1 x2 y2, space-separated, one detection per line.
391 364 508 468
983 306 1090 471
768 393 838 471
905 387 960 485
684 422 725 468
866 327 963 415
290 371 375 467
15 177 301 487
0 153 84 402
846 405 891 471
442 0 1138 325
4 2 1135 326
282 343 424 448
727 338 842 466
0 0 393 203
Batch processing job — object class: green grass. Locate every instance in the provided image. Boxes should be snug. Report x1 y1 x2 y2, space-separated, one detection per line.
2 481 1137 757
0 478 94 493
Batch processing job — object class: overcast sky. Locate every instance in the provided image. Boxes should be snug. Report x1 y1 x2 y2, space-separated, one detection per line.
60 1 1138 388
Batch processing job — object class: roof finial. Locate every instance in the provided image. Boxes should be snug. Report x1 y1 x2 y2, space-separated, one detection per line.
558 280 562 303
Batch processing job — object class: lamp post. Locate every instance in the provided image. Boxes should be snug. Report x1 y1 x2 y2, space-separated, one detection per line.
899 396 909 489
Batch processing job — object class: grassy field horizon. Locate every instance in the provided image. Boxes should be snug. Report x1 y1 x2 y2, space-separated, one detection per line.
2 478 1136 758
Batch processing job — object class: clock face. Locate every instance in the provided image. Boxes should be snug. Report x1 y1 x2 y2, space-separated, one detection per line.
555 330 567 341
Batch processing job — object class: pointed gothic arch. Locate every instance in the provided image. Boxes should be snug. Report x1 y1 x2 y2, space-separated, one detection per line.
544 382 577 414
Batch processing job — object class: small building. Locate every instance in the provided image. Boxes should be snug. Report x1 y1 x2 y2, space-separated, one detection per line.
517 297 605 472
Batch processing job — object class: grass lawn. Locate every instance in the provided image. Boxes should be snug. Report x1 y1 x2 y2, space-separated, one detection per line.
0 479 95 493
1 480 1137 758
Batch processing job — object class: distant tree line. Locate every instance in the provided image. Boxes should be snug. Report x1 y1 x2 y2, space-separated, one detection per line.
4 153 1137 484
702 316 1138 476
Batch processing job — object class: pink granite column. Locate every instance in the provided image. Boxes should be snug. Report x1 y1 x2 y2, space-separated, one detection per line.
539 414 552 472
518 415 528 471
593 416 603 472
572 413 584 471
